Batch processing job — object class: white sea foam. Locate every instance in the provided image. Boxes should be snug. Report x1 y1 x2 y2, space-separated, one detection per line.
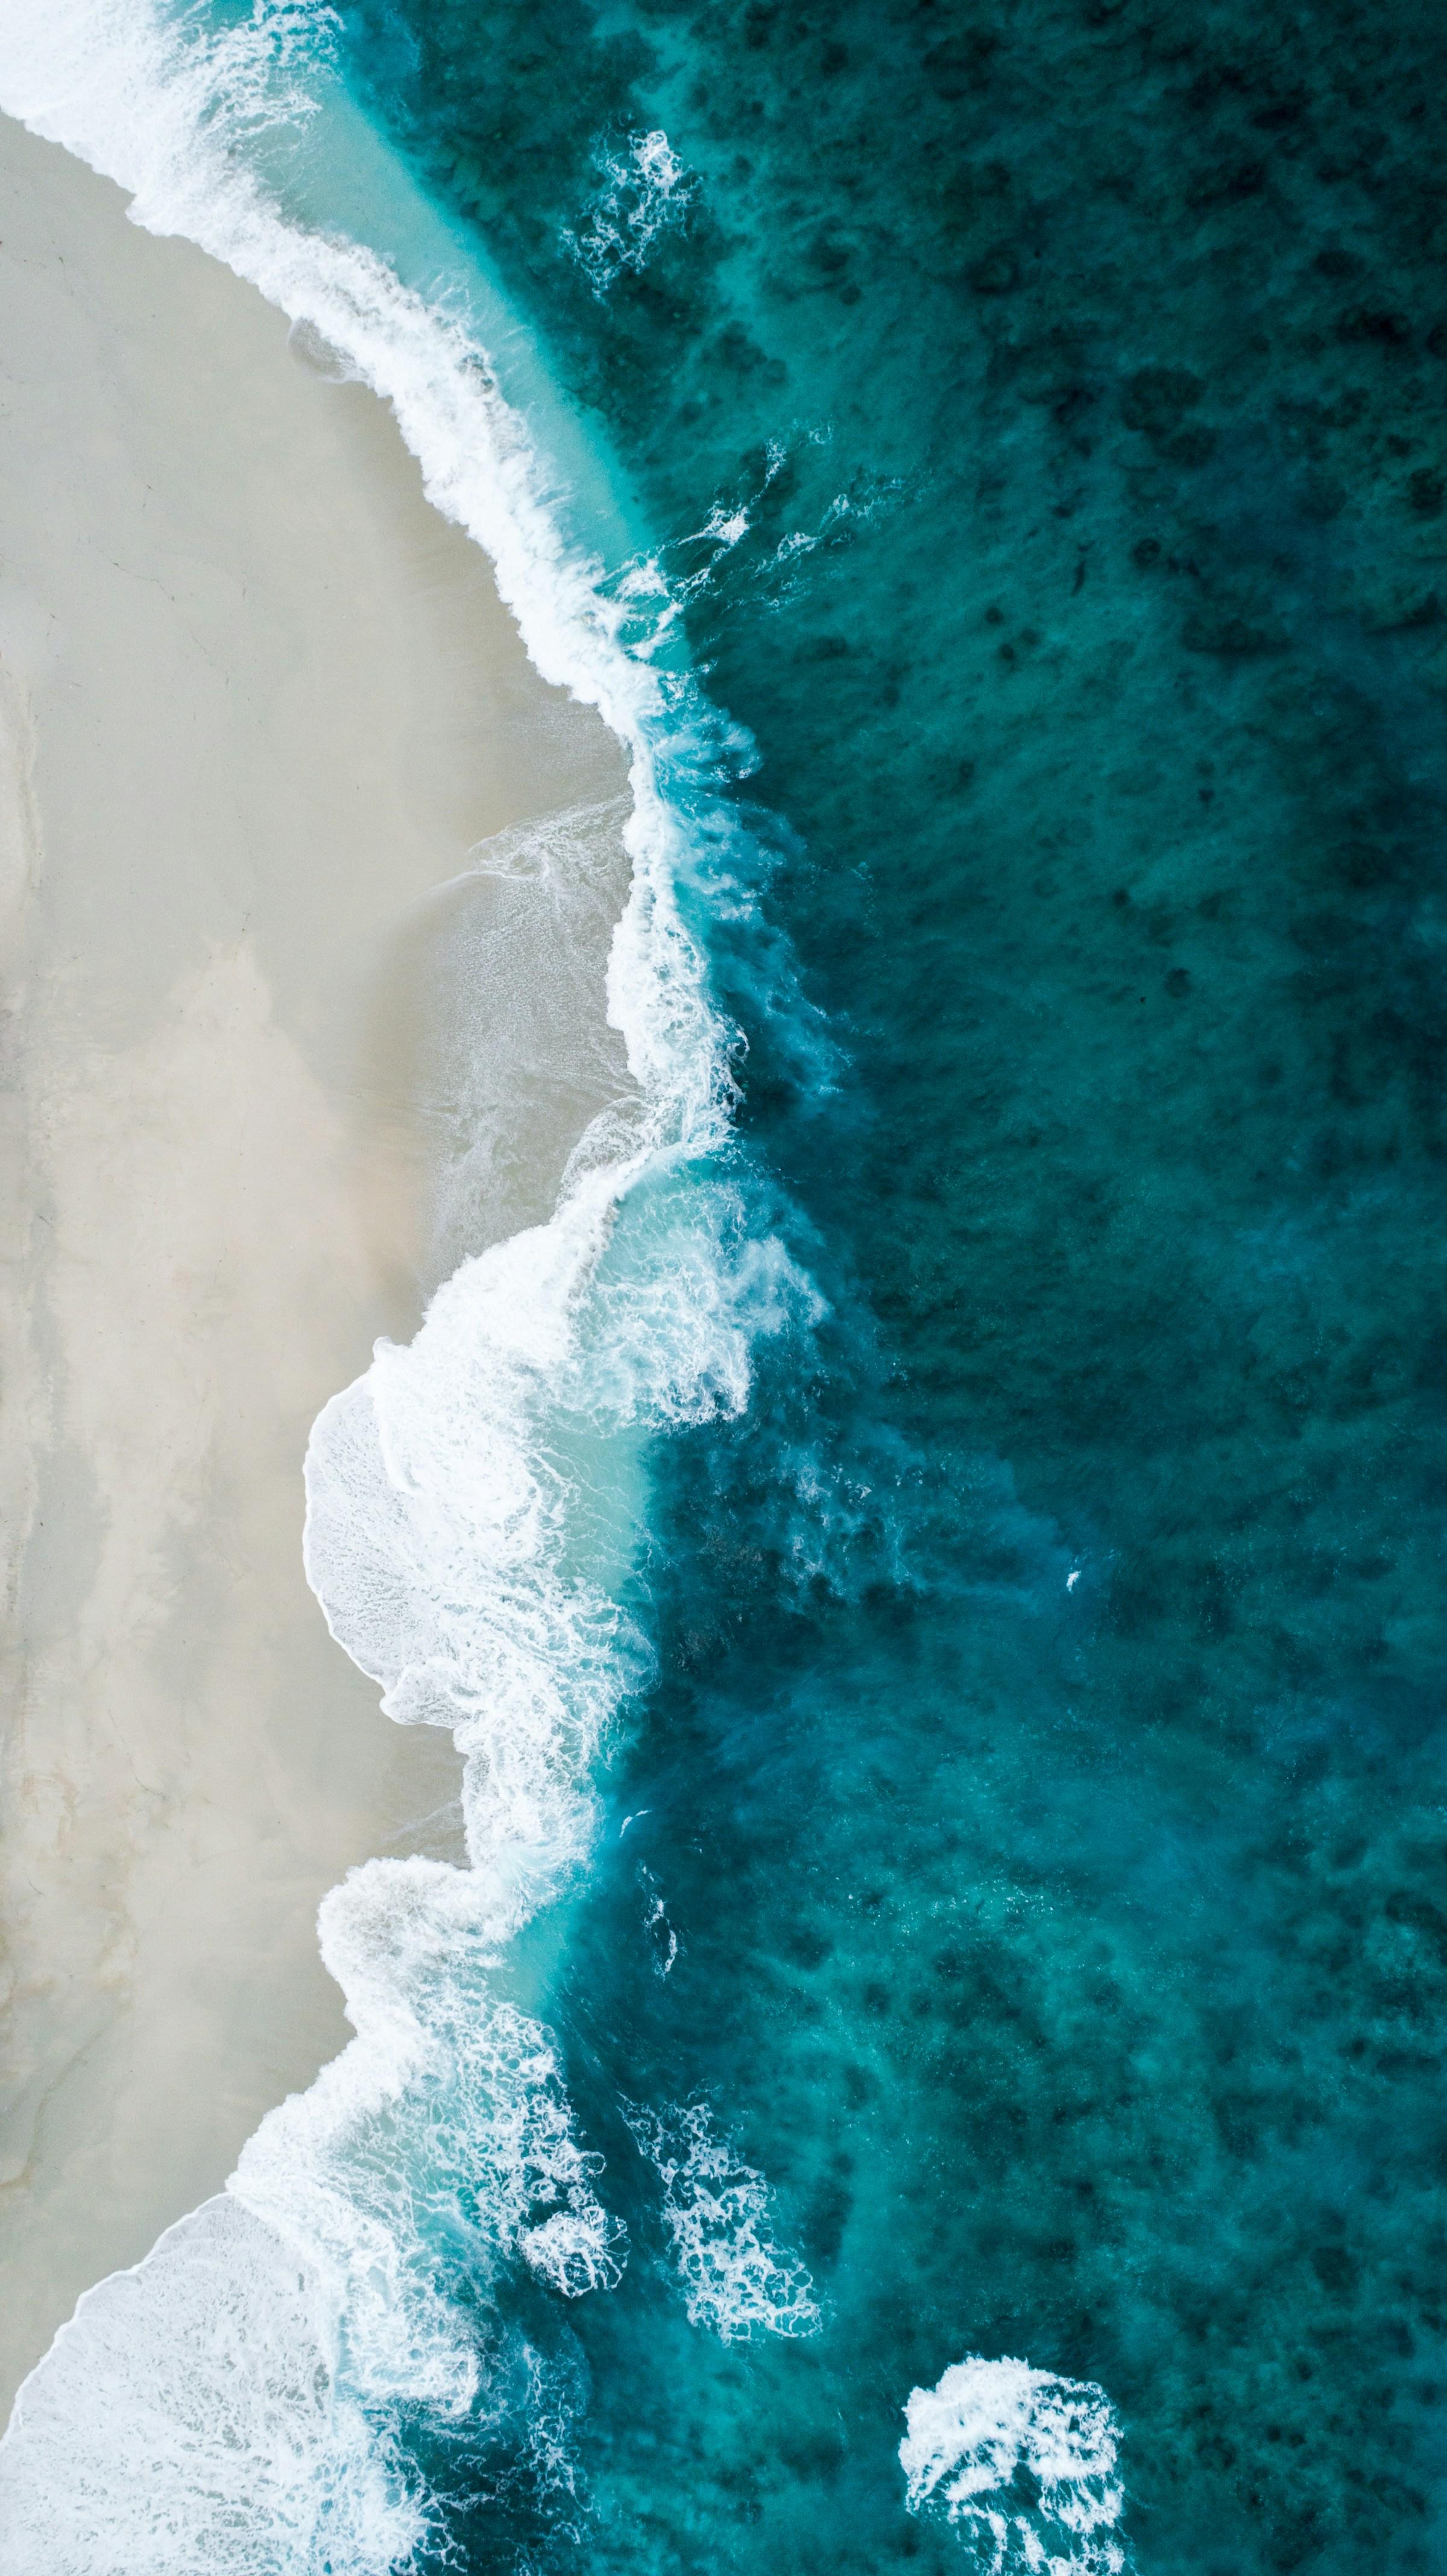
625 2100 821 2343
0 0 809 2558
571 127 695 297
900 2355 1128 2574
232 1859 628 2416
0 2197 432 2576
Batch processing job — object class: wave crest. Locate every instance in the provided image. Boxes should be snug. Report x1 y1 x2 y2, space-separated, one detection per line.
0 3 820 2559
625 2100 821 2344
900 2354 1128 2574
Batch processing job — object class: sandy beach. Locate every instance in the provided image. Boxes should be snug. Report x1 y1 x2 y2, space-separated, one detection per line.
0 113 629 2411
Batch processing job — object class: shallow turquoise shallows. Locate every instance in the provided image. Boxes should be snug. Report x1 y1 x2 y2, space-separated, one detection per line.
318 3 1447 2568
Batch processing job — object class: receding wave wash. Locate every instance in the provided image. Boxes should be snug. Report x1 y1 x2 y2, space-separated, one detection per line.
3 1 1447 2571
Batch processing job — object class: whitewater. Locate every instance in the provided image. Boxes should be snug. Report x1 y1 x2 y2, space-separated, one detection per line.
0 7 1136 2569
0 0 824 2563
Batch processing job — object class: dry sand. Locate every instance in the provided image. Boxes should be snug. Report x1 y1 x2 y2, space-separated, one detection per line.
0 113 630 2411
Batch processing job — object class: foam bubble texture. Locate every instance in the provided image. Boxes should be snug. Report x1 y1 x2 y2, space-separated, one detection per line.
0 2 818 2551
625 2101 821 2344
570 127 695 298
234 1861 628 2410
900 2355 1128 2575
0 2197 429 2576
303 1185 638 1902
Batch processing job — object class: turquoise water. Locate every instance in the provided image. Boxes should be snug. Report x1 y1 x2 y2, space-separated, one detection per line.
329 4 1447 2569
4 1 1447 2569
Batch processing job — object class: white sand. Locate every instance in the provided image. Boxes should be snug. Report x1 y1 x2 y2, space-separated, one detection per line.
0 114 630 2410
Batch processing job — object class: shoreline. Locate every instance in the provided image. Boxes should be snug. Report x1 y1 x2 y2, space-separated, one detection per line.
0 113 631 2412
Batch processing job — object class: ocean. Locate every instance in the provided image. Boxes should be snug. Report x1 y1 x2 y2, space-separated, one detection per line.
2 1 1447 2570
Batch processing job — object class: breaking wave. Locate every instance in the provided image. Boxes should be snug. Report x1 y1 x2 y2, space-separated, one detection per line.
900 2354 1128 2575
625 2100 821 2344
0 0 815 2564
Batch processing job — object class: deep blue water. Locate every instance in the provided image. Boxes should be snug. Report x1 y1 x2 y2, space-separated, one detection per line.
311 2 1447 2569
